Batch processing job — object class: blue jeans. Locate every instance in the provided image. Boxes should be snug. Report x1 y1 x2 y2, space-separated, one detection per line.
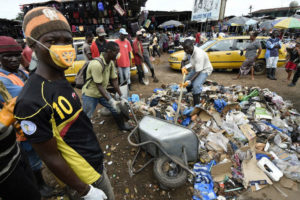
20 141 42 171
82 94 119 120
185 69 209 95
118 67 131 85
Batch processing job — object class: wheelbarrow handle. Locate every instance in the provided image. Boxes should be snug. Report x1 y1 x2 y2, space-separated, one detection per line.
127 125 196 177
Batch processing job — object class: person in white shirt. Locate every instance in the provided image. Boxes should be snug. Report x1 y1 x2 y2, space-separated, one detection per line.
181 39 213 106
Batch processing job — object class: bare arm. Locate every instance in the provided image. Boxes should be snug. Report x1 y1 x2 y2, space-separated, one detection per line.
32 138 89 196
96 83 110 101
110 78 122 96
255 47 262 60
84 46 93 61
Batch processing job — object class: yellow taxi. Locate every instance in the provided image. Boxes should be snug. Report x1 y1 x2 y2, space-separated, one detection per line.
168 36 287 75
65 38 137 83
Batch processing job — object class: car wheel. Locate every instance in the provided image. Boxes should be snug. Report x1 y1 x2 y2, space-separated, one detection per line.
153 155 188 189
254 60 266 75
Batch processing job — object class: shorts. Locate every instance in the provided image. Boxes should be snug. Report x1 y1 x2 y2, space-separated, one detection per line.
285 61 297 71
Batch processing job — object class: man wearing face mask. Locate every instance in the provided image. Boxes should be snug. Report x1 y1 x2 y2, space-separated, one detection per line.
180 39 213 106
115 28 133 89
14 7 114 200
91 27 107 58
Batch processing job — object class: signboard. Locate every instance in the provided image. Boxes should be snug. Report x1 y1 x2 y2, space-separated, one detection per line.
192 0 222 22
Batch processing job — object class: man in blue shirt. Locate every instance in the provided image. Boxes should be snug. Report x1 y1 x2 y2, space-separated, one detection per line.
265 30 282 80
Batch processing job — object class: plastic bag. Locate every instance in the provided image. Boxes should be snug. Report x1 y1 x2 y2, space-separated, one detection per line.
142 63 149 74
206 132 229 152
214 99 227 113
271 116 288 129
193 161 217 200
222 122 247 142
225 112 248 126
273 158 300 182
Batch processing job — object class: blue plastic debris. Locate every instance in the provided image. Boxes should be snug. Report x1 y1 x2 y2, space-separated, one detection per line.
165 116 174 121
172 102 178 112
169 84 179 92
153 88 164 93
193 160 217 200
261 120 291 137
129 94 140 103
256 153 270 161
183 107 194 116
182 117 191 126
214 99 227 113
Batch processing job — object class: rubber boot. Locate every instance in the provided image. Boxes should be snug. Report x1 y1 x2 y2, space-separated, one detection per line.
115 113 134 131
138 71 144 84
193 94 201 106
33 169 55 198
266 68 272 79
150 69 159 82
270 68 277 80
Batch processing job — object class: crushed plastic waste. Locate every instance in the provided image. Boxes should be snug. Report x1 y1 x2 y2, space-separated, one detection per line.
129 81 300 198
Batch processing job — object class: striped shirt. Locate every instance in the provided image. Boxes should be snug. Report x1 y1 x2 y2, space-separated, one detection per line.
0 126 21 183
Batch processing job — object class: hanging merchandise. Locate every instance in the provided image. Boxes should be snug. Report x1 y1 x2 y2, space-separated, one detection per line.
144 19 151 28
104 10 108 16
71 25 76 32
92 1 97 11
79 26 84 32
93 18 97 25
110 17 114 25
151 16 155 23
114 2 125 16
98 2 104 11
85 1 92 11
78 2 84 18
128 10 132 17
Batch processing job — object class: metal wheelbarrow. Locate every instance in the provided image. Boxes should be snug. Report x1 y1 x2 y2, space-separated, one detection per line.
128 114 199 189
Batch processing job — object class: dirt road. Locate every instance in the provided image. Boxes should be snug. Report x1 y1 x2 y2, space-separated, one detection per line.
45 54 300 200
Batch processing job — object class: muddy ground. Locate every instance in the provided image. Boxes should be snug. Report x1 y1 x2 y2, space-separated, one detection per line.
44 54 300 200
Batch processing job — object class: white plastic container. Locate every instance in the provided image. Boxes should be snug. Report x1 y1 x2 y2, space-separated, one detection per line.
257 157 283 181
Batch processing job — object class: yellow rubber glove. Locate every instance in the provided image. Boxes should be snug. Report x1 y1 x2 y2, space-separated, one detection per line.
0 97 17 127
181 67 188 75
179 81 191 88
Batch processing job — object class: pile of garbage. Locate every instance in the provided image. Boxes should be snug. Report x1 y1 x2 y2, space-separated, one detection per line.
128 80 300 199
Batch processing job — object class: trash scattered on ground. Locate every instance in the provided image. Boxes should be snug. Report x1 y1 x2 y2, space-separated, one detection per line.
128 80 300 199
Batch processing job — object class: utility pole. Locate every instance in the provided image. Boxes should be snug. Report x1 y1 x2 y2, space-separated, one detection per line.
249 5 253 14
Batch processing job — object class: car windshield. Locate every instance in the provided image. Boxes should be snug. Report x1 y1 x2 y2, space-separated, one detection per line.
200 40 216 50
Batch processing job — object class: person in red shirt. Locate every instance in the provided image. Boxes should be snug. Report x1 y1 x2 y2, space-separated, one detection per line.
195 32 201 46
90 27 107 58
115 28 133 89
133 31 144 84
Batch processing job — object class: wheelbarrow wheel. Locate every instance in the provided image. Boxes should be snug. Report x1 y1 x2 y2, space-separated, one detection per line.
153 155 188 189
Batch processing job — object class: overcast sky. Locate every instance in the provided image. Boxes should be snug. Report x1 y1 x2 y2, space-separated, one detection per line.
0 0 297 20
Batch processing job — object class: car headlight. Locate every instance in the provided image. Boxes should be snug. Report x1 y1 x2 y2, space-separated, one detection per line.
169 56 178 61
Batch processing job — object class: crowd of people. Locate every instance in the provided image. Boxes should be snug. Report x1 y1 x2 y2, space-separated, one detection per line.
1 5 300 200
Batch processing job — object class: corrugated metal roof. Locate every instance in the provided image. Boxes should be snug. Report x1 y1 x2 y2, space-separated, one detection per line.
252 6 300 14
